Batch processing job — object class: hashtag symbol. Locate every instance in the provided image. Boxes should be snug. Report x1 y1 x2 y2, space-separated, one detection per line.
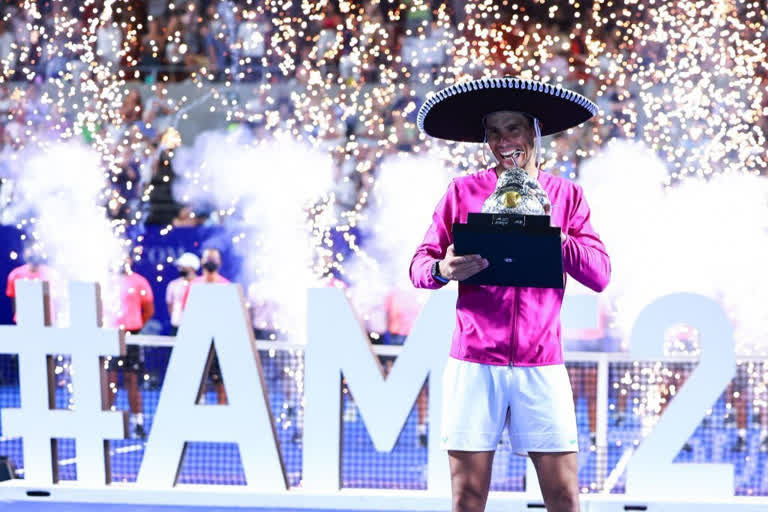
0 281 127 485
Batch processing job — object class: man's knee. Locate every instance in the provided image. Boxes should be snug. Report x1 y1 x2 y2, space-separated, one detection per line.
452 483 488 512
544 483 580 512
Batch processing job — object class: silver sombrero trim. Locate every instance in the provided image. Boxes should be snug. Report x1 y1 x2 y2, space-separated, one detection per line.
416 77 599 135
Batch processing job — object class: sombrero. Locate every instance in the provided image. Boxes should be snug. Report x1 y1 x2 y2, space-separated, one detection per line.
417 77 598 142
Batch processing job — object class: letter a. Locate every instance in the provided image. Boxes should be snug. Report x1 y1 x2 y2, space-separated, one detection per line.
137 284 287 489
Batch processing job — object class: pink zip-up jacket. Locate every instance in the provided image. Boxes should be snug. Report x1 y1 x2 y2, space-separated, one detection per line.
410 167 611 366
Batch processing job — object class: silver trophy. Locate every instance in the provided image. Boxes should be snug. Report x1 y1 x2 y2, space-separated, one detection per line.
481 150 551 215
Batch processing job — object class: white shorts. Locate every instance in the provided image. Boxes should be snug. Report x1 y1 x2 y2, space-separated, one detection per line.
440 357 578 455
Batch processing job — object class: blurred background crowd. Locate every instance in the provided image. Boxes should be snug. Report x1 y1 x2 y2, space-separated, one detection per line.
0 0 762 227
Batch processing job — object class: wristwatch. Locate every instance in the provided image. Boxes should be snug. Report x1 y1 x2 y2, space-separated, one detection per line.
431 260 450 284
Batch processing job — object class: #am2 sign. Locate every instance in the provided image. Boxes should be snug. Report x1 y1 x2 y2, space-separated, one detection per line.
0 281 735 498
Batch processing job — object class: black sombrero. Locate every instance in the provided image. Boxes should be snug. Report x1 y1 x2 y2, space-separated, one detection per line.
417 77 598 142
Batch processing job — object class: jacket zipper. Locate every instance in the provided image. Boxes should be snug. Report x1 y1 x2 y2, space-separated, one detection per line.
510 287 519 366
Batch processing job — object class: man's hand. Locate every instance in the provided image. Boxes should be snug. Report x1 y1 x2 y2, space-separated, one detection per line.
438 244 489 281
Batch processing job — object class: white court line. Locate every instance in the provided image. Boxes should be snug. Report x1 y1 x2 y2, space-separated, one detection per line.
14 442 145 474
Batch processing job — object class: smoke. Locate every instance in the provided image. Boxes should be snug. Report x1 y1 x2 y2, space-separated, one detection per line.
172 126 336 341
578 138 768 353
345 152 454 334
367 152 454 284
1 141 128 325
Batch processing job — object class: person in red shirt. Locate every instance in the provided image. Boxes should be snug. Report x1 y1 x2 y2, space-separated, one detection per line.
181 248 230 404
5 249 60 324
104 257 154 439
4 249 60 398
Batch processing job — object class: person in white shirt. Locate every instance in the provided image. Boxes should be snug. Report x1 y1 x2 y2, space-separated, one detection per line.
96 21 123 68
236 9 269 81
0 20 17 79
165 252 200 336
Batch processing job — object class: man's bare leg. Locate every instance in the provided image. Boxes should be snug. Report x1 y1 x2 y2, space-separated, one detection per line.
126 372 142 414
530 451 579 512
448 450 494 512
107 371 118 408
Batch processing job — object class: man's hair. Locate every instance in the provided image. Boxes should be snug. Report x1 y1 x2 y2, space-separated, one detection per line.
482 111 539 135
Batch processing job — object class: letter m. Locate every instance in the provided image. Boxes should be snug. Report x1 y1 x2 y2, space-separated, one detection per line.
302 287 455 493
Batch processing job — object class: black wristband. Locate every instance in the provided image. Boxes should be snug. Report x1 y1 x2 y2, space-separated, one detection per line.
431 260 450 284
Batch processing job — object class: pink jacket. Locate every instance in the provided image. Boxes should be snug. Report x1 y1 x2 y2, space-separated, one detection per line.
410 167 611 366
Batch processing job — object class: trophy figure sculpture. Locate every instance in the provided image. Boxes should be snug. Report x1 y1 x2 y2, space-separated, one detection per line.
481 150 551 215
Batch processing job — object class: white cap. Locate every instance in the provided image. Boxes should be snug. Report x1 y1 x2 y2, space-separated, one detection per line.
174 252 200 271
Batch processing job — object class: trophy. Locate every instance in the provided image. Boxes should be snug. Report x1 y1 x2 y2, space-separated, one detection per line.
481 150 551 215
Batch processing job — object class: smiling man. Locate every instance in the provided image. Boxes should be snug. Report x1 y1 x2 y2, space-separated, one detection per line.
412 77 611 512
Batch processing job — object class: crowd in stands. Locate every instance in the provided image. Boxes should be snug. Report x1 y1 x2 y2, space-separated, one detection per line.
0 1 765 227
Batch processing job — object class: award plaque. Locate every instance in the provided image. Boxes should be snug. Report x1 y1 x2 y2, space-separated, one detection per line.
452 217 563 288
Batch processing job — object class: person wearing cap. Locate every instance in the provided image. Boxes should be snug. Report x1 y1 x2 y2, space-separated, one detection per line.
103 256 155 439
181 248 231 405
166 252 200 336
412 77 611 512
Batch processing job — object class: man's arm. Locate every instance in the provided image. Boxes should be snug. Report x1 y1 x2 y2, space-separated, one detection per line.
140 278 155 326
165 282 174 318
142 300 155 326
6 274 15 316
409 180 457 289
562 184 611 293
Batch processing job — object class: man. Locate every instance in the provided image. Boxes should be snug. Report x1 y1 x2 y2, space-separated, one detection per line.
104 257 155 439
4 249 61 393
165 252 200 336
182 248 230 404
6 248 60 324
412 77 610 512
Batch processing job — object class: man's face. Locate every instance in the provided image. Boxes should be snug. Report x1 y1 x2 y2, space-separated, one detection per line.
201 249 221 267
484 111 535 170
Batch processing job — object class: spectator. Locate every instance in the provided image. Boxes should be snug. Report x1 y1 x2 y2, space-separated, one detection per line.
177 3 207 73
107 147 141 220
96 17 123 69
5 247 61 324
181 248 230 404
0 20 17 79
236 9 269 82
145 146 182 225
202 0 235 81
114 88 143 142
146 0 169 21
104 257 155 439
143 85 174 136
315 5 342 74
165 252 200 336
138 17 166 82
